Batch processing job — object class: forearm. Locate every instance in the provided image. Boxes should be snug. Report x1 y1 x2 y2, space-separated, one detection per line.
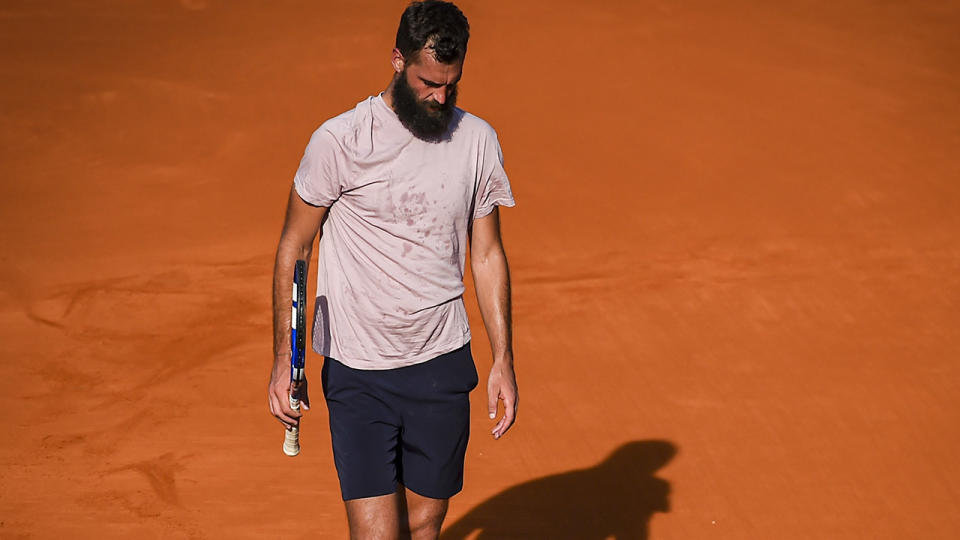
272 237 314 362
471 246 513 366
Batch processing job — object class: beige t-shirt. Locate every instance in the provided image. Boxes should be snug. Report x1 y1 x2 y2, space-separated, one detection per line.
294 94 515 369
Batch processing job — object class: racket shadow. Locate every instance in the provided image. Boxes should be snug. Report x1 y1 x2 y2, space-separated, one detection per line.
440 440 676 540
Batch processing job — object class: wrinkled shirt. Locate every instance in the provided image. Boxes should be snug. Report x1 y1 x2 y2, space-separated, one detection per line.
294 94 515 369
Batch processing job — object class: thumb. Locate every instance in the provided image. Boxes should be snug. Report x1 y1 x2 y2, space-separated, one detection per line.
294 380 310 410
487 388 498 419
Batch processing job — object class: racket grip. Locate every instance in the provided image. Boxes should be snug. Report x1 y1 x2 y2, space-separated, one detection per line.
282 396 301 457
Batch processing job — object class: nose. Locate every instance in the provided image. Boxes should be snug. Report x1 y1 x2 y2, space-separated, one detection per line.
432 87 447 105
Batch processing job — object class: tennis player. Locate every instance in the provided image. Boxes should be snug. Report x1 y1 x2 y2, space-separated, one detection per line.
268 1 517 538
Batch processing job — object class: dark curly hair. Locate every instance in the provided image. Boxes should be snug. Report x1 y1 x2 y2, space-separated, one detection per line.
395 1 470 64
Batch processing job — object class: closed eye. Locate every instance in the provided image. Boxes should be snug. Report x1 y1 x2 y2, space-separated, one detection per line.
419 76 462 88
420 78 444 88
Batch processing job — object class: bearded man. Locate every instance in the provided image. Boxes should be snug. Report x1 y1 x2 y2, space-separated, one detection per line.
267 1 518 538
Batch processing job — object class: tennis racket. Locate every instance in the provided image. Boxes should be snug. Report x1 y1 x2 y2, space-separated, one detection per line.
282 259 307 456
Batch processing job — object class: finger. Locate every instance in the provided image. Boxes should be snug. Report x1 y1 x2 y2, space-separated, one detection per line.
492 417 505 438
493 393 517 439
501 397 517 435
281 402 302 420
268 396 277 419
277 385 303 418
270 393 297 426
269 397 295 428
491 410 506 437
297 380 310 410
269 389 300 425
487 387 499 420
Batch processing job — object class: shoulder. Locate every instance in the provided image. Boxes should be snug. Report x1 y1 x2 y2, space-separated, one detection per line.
453 109 501 142
303 97 379 155
451 110 505 162
313 99 365 140
319 108 356 137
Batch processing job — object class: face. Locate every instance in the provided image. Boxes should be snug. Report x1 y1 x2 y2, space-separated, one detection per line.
391 49 463 141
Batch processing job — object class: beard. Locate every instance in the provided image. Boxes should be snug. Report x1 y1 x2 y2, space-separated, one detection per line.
391 70 458 141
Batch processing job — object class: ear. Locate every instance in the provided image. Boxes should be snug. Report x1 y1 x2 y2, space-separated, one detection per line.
391 48 404 73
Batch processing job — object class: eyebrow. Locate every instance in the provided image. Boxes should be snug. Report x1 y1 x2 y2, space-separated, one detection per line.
419 75 461 87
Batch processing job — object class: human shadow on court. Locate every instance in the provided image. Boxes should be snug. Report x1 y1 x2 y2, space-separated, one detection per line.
440 440 676 540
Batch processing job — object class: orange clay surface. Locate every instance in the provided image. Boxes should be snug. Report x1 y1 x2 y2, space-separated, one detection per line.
2 1 959 538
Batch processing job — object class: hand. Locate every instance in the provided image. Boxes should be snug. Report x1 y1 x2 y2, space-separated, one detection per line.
268 357 310 429
487 361 518 440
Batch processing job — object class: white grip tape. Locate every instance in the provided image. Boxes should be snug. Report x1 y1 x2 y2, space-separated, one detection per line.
282 396 301 457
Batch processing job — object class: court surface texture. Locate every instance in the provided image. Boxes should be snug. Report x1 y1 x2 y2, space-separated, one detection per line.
1 1 958 538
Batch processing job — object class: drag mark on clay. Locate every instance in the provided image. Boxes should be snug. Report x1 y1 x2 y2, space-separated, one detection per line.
105 452 190 506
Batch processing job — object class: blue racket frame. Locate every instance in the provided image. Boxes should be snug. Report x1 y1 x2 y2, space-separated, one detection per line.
291 260 307 386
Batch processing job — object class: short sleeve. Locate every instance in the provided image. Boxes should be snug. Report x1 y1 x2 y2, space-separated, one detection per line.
293 127 347 207
473 127 516 219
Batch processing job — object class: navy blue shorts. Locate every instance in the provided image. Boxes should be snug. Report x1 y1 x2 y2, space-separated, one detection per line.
321 343 479 501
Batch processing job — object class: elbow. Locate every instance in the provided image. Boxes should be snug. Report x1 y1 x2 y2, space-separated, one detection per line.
471 246 508 274
278 234 315 262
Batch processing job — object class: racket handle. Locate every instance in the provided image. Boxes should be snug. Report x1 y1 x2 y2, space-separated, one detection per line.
282 396 301 457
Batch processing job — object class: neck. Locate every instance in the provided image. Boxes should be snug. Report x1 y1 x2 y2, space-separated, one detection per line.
382 76 398 111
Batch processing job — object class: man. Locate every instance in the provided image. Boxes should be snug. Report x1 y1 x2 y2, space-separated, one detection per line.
267 2 518 538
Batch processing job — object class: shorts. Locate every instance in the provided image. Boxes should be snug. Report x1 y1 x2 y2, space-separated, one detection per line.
321 342 479 501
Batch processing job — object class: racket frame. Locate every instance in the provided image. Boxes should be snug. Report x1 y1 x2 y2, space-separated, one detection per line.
283 259 307 456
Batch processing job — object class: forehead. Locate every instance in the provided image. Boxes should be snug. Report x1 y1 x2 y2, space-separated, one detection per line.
407 50 463 83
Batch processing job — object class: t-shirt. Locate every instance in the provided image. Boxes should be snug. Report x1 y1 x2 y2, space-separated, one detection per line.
293 94 515 370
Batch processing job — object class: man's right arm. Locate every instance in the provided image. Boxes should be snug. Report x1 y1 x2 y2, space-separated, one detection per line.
267 186 328 428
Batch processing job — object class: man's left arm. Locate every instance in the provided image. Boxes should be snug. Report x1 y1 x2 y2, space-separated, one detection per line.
469 206 517 440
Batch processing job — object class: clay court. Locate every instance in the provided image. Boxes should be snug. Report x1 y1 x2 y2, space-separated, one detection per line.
2 1 958 538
